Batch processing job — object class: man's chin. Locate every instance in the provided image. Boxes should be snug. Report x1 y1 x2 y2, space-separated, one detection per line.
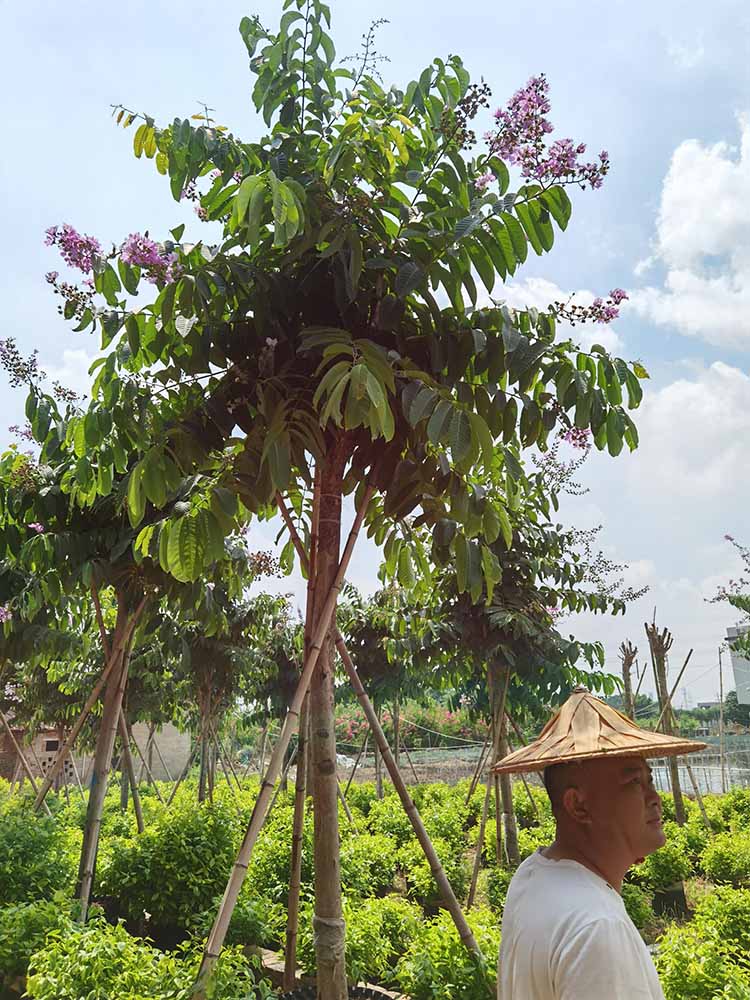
645 821 667 851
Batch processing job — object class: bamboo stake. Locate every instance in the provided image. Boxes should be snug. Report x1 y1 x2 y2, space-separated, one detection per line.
343 730 369 797
0 708 51 815
336 631 483 961
167 742 200 806
137 723 156 783
128 723 165 803
277 486 484 966
402 740 420 784
117 711 144 834
151 733 174 783
506 728 539 822
269 745 298 812
193 480 376 993
284 697 310 991
211 725 243 791
337 776 357 831
69 751 85 797
466 732 491 804
719 646 727 794
654 649 694 732
467 769 493 910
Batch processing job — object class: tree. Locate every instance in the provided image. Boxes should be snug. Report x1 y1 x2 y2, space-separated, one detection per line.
24 2 647 993
724 691 750 728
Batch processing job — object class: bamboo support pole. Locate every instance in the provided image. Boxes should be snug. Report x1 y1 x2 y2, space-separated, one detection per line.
167 742 200 806
467 771 493 910
276 486 484 968
128 721 165 803
337 776 357 831
336 631 483 961
117 712 144 834
0 708 51 815
402 740 420 784
212 727 243 791
137 723 156 784
654 649 694 732
284 697 310 991
192 480 376 994
466 732 491 804
151 733 174 783
343 730 369 797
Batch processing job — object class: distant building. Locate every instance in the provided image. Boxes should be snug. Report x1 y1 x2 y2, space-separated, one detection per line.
0 721 190 786
728 626 750 706
697 701 721 710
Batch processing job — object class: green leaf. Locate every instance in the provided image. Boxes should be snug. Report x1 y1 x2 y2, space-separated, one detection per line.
496 504 513 547
449 409 472 464
395 261 423 298
127 463 146 528
499 213 527 263
426 399 453 445
606 408 624 457
408 386 437 426
454 532 469 592
233 175 265 230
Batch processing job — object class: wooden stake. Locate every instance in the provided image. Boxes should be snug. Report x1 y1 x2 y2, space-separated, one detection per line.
0 708 51 815
343 729 369 797
151 732 174 783
128 723 165 803
117 710 144 834
284 697 310 991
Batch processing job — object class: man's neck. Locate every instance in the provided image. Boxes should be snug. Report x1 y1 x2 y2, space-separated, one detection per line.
542 835 628 892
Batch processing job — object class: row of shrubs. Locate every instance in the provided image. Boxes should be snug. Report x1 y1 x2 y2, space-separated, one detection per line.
7 775 750 998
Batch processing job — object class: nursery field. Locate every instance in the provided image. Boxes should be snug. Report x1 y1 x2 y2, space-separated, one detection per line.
3 776 750 1000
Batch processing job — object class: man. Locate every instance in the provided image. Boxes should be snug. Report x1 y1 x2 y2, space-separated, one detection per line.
493 687 706 999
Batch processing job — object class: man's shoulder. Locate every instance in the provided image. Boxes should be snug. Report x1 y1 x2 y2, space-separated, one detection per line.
505 852 625 923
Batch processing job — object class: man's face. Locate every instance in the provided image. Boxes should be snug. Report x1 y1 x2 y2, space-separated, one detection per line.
581 755 666 862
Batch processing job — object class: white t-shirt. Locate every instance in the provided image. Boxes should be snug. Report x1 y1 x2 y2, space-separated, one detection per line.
498 849 664 1000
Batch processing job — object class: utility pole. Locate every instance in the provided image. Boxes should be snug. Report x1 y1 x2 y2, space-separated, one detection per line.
719 646 727 794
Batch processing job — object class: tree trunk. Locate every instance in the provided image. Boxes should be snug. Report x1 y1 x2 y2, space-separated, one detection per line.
309 445 347 1000
77 605 133 921
119 751 129 811
647 627 687 826
284 696 310 990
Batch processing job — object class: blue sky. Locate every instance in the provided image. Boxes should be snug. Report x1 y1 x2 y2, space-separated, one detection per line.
3 0 749 704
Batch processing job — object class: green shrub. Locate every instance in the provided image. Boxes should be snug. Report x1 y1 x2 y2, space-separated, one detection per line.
721 789 750 827
398 837 470 906
395 906 500 1000
246 805 314 904
25 918 271 1000
0 895 75 981
512 782 551 829
656 922 750 1000
340 833 399 898
98 797 243 928
0 801 79 904
422 803 467 852
189 892 285 949
633 834 692 890
516 821 555 862
344 782 378 816
486 866 513 914
367 794 415 847
702 832 750 887
297 895 421 985
693 887 750 951
620 883 654 931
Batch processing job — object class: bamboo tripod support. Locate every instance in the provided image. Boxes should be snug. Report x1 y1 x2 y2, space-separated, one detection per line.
276 491 484 966
192 481 376 995
0 708 51 815
117 711 145 834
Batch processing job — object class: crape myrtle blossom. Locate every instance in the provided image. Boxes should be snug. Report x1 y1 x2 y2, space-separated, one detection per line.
553 289 629 326
0 606 11 623
561 427 591 450
120 232 181 284
486 74 610 190
45 224 101 274
27 522 45 534
475 170 496 191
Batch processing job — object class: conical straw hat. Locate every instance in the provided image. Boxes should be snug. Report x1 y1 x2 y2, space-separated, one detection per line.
493 687 707 775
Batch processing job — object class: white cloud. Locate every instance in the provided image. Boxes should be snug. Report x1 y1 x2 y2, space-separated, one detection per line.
493 277 624 354
666 37 705 71
45 348 98 401
630 115 750 349
621 360 750 501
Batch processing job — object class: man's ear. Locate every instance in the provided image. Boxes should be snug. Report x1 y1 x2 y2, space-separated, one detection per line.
561 785 590 824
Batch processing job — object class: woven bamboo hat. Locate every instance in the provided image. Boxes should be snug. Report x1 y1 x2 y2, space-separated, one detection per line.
493 687 707 775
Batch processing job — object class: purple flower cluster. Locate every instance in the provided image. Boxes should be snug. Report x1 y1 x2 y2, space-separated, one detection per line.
554 289 629 326
475 170 496 191
562 427 591 450
486 75 610 190
45 224 101 274
8 424 35 442
120 233 180 284
27 522 45 534
0 606 11 623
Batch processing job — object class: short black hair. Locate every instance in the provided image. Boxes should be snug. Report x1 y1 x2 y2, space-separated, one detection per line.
542 761 582 810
